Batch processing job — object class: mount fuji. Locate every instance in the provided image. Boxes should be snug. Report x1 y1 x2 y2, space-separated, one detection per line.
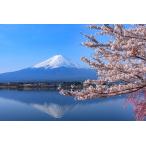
0 55 96 82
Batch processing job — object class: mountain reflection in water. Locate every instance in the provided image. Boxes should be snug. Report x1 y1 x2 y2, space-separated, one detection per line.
32 103 74 118
0 89 145 121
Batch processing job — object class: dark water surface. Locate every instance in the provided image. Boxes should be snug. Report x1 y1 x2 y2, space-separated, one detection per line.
0 89 145 121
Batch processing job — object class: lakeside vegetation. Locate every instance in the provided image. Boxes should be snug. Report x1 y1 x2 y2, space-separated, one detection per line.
0 81 83 90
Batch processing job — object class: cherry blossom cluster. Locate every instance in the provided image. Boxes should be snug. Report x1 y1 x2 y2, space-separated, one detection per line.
60 24 146 100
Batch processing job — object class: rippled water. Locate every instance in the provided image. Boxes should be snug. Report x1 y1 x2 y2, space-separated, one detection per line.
0 89 145 121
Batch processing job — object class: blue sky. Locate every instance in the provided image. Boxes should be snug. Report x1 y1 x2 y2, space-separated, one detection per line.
0 24 95 73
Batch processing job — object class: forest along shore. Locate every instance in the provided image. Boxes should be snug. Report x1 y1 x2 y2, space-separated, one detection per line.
0 82 83 90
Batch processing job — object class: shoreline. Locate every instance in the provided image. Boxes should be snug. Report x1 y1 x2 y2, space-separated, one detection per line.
0 81 83 90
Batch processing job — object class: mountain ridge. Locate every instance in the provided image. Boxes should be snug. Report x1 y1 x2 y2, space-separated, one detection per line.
0 55 96 83
33 55 79 69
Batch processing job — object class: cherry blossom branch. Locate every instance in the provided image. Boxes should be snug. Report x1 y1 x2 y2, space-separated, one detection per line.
60 24 146 100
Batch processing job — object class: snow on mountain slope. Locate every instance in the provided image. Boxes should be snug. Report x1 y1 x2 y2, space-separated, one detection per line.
33 55 77 69
0 55 96 82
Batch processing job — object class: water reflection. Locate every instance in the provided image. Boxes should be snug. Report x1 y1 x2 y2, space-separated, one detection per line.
32 103 74 118
0 89 145 121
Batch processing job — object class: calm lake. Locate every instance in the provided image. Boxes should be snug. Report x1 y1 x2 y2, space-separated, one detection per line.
0 89 145 121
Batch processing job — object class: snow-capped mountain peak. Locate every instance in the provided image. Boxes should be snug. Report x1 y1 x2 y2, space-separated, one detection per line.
0 54 96 82
33 55 76 69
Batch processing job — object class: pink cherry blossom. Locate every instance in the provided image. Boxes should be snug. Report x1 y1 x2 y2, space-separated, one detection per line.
60 24 146 100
